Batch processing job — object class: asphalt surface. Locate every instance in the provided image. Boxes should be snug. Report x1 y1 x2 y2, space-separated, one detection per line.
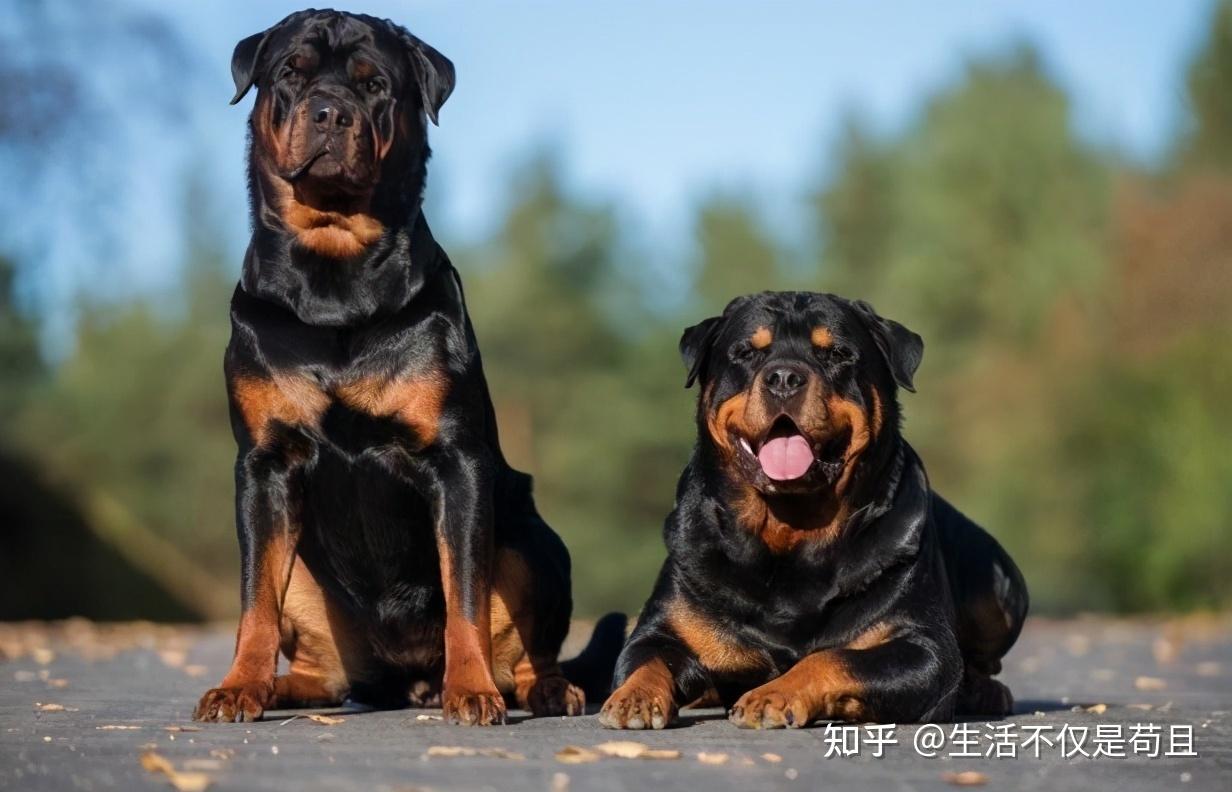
1 617 1230 791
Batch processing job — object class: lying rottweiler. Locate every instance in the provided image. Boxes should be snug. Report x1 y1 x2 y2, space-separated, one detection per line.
600 292 1028 729
193 9 621 726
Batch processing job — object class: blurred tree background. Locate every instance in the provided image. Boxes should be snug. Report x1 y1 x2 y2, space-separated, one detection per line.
2 0 1230 620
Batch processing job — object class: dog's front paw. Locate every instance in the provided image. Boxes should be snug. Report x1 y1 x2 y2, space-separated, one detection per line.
598 683 675 729
729 685 811 729
442 686 506 726
193 682 273 723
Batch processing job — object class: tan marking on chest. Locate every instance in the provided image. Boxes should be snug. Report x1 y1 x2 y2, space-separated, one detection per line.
335 372 450 448
733 488 847 553
232 374 330 447
282 198 385 259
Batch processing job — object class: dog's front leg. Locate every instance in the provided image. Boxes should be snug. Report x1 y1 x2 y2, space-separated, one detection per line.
728 629 962 728
194 441 307 722
416 445 504 725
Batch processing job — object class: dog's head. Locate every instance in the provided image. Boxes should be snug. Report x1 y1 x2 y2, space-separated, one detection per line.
231 9 454 257
681 292 922 499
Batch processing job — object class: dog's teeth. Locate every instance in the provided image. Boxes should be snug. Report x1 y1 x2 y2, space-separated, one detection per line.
739 438 755 455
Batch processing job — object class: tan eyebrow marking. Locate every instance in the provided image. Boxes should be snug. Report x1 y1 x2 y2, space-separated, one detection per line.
750 327 773 349
811 326 833 348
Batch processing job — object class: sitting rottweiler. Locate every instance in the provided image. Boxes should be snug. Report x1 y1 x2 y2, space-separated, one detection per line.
193 9 621 726
600 292 1028 729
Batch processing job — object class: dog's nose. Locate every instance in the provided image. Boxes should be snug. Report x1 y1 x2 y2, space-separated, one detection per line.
763 364 808 400
310 98 353 129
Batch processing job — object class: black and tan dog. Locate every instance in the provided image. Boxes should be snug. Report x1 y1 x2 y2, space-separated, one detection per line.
193 10 621 726
600 292 1028 729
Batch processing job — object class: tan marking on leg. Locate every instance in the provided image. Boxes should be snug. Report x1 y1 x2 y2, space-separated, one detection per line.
667 600 769 674
274 555 365 707
599 658 677 729
194 531 296 722
437 537 503 725
730 650 865 728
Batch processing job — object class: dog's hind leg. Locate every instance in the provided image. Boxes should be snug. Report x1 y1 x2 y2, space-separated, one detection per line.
489 545 586 717
273 554 365 708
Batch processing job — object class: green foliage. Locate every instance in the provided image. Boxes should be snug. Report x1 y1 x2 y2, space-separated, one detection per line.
1180 0 1232 171
5 11 1232 620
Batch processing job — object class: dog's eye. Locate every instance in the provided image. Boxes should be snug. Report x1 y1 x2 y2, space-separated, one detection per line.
364 78 385 95
729 342 761 364
823 344 857 367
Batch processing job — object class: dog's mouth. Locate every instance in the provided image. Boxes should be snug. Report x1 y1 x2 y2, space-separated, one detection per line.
735 415 849 485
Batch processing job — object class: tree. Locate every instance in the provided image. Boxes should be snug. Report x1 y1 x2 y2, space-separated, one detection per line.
1178 0 1232 171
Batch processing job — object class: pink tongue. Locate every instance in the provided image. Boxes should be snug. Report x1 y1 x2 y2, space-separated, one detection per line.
757 434 814 481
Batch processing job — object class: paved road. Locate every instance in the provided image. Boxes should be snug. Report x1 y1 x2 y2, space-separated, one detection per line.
1 617 1230 791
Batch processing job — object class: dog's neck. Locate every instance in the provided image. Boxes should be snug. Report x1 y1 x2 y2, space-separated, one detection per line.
239 145 442 327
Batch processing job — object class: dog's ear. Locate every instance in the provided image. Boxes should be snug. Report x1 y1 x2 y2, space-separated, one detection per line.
397 30 455 125
230 30 270 105
850 299 924 392
680 294 757 388
680 316 725 389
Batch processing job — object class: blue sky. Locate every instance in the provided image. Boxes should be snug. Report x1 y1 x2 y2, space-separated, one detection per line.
17 1 1221 309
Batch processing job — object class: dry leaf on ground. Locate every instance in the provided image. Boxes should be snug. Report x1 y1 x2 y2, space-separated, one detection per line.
1085 703 1108 714
593 741 681 760
697 752 728 765
762 752 783 763
423 745 524 760
97 724 141 730
140 751 213 792
306 714 345 725
164 725 201 732
943 771 988 786
35 703 69 712
555 746 601 764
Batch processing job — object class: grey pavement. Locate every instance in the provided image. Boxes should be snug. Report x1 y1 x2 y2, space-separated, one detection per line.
1 617 1230 791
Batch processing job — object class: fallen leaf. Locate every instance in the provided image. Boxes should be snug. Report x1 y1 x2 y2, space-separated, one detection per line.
593 741 680 760
762 752 783 763
943 771 988 786
593 741 650 759
181 760 225 771
1135 676 1167 691
1128 703 1154 711
97 725 142 731
415 714 443 721
164 725 201 733
306 714 345 725
697 752 728 765
1085 704 1108 714
423 745 524 760
158 650 187 668
140 751 213 792
1196 661 1221 677
35 703 66 712
555 746 601 764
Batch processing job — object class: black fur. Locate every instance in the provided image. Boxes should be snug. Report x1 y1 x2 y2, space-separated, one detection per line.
604 291 1028 728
